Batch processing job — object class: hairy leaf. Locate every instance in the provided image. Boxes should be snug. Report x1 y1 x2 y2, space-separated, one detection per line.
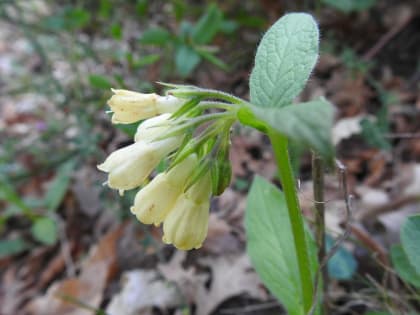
391 245 420 288
249 13 319 108
401 215 420 275
251 99 334 160
245 176 318 315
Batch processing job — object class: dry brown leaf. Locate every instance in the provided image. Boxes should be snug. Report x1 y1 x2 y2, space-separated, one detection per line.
196 254 267 315
202 213 241 254
0 265 37 315
106 270 182 315
25 224 124 315
158 251 207 305
158 252 267 315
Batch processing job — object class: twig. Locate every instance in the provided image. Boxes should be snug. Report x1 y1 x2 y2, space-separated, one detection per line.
308 159 353 315
347 223 388 265
362 12 412 61
356 194 420 221
312 153 328 314
385 133 420 139
220 300 280 314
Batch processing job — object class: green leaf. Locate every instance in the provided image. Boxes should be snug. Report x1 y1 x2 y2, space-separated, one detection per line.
134 54 161 68
110 23 122 40
401 215 420 275
0 238 29 258
249 13 319 108
89 75 113 89
219 20 239 34
391 244 420 288
360 118 391 150
136 0 149 16
44 160 76 212
31 217 58 245
175 45 201 77
321 0 376 13
0 176 32 216
66 8 90 29
249 99 334 160
191 4 223 45
196 48 228 71
245 176 318 315
326 234 357 280
139 27 172 45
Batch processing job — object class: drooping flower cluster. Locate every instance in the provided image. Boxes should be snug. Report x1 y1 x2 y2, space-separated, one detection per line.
98 85 239 250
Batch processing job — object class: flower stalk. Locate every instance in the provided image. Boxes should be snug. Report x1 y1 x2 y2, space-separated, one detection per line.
268 128 314 314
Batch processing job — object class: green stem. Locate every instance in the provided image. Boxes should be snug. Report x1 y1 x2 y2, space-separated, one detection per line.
268 129 314 314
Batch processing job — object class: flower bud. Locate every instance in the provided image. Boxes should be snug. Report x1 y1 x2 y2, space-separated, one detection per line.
108 89 183 124
162 172 211 250
97 136 182 191
131 154 198 226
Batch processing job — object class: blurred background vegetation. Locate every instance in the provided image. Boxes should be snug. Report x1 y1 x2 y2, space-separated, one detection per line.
1 0 420 314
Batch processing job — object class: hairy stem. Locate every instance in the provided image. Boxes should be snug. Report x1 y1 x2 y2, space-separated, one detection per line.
268 129 314 314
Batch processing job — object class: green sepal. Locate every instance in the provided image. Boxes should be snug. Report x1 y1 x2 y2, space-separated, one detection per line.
184 157 211 192
170 96 202 119
210 152 232 196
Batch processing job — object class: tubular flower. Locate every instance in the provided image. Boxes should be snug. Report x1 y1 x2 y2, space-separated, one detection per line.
97 114 183 191
162 172 212 250
99 84 239 250
131 154 198 226
108 89 183 124
134 113 173 143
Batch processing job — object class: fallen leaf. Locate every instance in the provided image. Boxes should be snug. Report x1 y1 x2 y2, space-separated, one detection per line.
203 213 241 254
106 270 182 315
25 224 124 315
158 252 267 315
196 254 267 315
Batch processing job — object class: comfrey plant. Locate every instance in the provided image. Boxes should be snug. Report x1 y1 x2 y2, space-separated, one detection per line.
98 13 334 315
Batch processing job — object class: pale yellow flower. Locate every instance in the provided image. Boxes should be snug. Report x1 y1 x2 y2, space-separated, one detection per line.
108 89 183 124
131 154 198 226
134 113 173 143
98 114 183 191
162 172 211 250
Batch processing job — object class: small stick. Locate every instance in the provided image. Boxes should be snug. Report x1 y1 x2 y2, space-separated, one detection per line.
308 159 353 315
362 13 412 61
312 153 328 314
356 195 420 221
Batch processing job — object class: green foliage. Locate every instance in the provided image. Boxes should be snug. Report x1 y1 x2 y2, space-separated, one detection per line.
340 48 372 75
139 27 172 45
360 118 391 150
245 176 318 315
139 3 234 77
321 0 377 13
390 215 420 288
44 160 76 212
401 215 420 275
326 234 357 280
249 13 319 108
249 99 335 160
43 6 91 31
31 217 58 245
0 175 33 218
0 238 29 258
245 13 333 160
89 75 113 89
391 245 420 288
175 45 202 77
191 3 223 45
